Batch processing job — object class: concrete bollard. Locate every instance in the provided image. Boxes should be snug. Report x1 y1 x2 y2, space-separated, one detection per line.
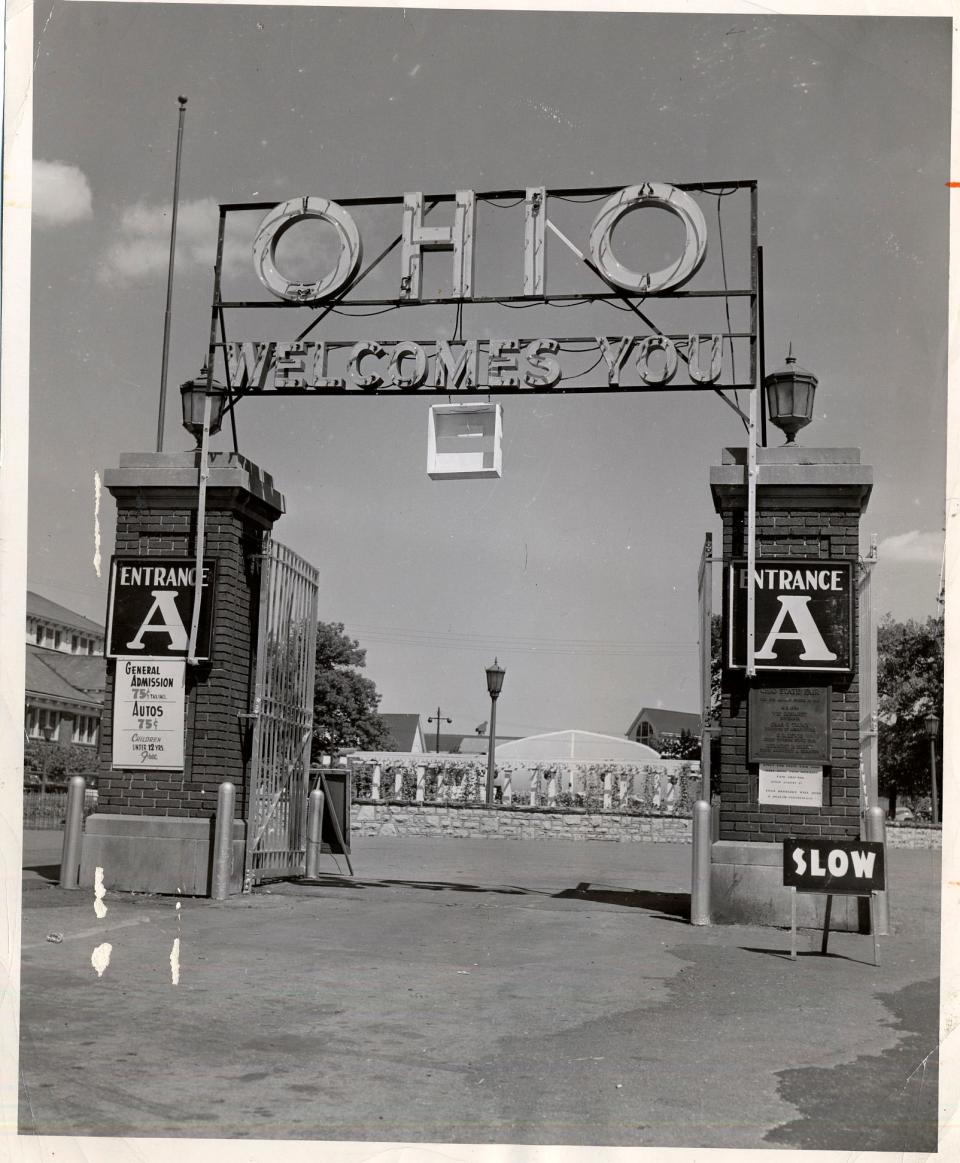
371 763 381 801
690 799 712 925
59 775 86 889
864 805 889 935
305 788 325 879
603 771 613 811
416 765 426 803
502 770 512 806
210 781 236 900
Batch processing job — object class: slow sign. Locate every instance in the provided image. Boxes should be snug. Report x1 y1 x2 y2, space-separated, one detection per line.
782 838 885 895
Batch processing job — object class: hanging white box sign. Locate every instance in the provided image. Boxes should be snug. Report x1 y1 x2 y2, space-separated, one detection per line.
427 403 502 479
112 657 187 770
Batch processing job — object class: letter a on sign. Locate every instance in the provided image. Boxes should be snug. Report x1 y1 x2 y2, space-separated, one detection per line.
126 590 189 652
754 596 838 663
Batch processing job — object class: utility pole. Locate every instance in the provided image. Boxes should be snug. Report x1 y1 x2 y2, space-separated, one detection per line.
428 707 452 754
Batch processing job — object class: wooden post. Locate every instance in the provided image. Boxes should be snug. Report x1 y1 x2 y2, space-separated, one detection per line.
603 771 613 811
820 894 833 955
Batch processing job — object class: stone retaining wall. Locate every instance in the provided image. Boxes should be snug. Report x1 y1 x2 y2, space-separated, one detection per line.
351 801 692 843
885 823 942 849
349 803 941 849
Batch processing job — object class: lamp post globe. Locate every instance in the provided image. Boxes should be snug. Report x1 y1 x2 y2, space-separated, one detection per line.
763 346 818 445
180 365 227 449
484 659 505 806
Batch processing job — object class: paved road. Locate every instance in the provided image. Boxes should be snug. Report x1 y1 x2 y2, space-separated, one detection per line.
18 833 940 1149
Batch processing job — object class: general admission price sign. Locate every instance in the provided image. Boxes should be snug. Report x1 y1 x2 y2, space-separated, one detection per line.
203 180 757 398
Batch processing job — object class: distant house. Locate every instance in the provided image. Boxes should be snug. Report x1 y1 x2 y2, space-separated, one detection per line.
424 732 466 754
25 591 106 750
625 708 701 755
457 733 521 756
380 713 425 754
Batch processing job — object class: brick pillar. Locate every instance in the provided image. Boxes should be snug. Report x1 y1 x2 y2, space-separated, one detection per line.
80 451 285 896
707 446 873 928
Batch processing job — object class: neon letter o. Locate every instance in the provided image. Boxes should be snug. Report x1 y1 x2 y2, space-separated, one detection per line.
253 196 362 302
588 183 707 294
389 342 428 390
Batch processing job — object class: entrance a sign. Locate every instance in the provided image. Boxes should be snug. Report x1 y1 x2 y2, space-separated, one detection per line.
106 557 217 660
112 658 186 770
728 559 853 672
782 838 885 894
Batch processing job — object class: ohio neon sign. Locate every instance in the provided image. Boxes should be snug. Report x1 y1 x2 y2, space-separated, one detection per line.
212 179 756 394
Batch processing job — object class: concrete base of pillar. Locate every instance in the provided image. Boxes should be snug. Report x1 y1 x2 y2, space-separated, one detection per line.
79 814 246 897
710 840 869 932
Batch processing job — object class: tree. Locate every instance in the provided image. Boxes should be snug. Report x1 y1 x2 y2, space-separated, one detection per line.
311 621 392 758
876 613 943 811
657 729 702 760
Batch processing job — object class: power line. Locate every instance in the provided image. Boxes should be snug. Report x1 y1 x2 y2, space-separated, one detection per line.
348 624 697 657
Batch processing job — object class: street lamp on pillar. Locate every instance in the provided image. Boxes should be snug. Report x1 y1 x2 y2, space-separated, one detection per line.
180 365 227 449
924 711 940 825
484 659 505 807
763 345 818 445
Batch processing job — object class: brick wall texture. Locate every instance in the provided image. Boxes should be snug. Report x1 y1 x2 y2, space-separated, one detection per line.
719 505 861 843
97 493 274 821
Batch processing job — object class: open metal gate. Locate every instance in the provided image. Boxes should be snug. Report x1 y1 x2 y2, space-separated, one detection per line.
244 537 320 889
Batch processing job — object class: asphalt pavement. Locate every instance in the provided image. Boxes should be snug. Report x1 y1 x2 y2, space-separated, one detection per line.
17 831 941 1150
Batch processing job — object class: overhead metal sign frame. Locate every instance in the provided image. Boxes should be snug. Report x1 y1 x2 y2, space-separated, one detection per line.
203 178 758 400
185 178 763 672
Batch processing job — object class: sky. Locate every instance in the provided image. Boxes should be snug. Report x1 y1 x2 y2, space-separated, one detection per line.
26 4 951 741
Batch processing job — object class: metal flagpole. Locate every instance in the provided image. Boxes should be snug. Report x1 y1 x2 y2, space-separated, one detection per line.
156 96 188 453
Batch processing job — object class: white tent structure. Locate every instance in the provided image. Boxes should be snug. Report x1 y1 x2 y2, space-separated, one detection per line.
493 729 678 797
495 729 660 763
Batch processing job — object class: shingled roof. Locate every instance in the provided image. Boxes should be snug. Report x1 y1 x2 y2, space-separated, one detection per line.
27 591 105 636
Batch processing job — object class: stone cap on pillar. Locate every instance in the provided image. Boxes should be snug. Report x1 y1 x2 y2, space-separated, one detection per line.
710 446 873 514
104 451 285 524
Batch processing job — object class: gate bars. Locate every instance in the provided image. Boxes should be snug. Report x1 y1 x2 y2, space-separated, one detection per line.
244 538 320 889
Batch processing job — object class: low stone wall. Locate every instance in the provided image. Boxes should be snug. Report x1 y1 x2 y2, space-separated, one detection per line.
885 823 942 849
351 801 692 843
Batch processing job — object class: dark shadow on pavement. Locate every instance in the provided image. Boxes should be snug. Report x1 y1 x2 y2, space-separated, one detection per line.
291 874 537 896
287 876 691 919
23 864 60 884
553 883 691 919
741 945 879 966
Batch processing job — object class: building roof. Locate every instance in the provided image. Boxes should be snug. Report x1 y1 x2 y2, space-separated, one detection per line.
626 707 701 739
424 732 466 754
26 591 104 636
25 646 102 709
496 729 660 762
457 734 521 755
380 713 423 752
38 651 106 697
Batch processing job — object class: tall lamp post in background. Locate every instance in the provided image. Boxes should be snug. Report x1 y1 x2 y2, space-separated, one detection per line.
484 659 505 806
924 711 940 825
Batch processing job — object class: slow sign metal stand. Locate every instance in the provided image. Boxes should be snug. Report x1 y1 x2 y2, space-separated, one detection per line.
783 838 885 967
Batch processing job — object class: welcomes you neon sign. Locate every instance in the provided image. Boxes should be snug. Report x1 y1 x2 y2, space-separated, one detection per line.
210 179 757 396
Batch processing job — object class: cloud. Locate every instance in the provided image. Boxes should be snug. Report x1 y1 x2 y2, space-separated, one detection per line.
32 160 93 226
98 196 255 285
876 530 943 564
